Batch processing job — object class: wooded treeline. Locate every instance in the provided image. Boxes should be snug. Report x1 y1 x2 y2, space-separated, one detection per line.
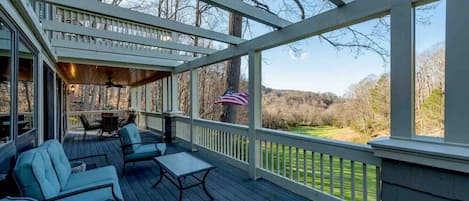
83 0 444 140
70 85 130 111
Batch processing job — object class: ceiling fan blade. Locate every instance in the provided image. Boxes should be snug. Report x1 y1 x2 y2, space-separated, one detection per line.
114 84 124 88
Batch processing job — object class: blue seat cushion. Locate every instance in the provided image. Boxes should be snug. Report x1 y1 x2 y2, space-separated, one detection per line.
120 124 142 154
14 148 61 200
126 143 165 162
40 140 71 189
63 166 123 201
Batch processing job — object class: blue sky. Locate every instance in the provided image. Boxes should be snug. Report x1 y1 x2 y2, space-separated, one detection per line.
248 1 446 96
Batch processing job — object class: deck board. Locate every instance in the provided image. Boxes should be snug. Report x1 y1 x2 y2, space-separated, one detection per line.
63 131 310 201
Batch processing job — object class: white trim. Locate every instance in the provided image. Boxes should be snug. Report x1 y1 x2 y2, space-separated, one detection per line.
370 137 469 173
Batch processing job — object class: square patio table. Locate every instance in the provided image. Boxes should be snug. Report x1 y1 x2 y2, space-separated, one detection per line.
153 152 215 201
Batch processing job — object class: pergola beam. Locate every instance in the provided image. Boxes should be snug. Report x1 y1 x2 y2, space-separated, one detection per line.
176 0 389 73
200 0 292 28
175 0 435 73
44 0 245 45
329 0 346 7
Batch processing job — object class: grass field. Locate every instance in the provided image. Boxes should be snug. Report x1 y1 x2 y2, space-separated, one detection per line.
257 126 379 200
259 142 378 201
287 125 370 144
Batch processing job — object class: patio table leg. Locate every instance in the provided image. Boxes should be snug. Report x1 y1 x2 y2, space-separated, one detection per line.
202 170 214 200
152 166 164 188
178 178 183 201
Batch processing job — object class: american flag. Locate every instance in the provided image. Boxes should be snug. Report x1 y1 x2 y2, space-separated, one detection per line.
214 89 249 106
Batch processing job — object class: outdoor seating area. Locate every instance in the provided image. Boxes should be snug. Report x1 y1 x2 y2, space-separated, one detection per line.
61 131 310 201
1 0 468 201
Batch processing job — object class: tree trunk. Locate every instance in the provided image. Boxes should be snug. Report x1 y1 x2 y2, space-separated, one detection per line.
221 10 242 123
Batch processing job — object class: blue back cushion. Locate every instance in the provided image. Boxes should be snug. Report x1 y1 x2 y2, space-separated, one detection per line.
14 148 61 200
41 140 71 189
120 123 141 153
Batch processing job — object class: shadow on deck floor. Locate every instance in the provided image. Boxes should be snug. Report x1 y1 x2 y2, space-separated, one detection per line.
63 131 310 201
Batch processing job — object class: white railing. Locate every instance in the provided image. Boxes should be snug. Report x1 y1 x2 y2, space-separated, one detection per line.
257 129 381 201
193 118 249 165
173 116 381 201
68 110 127 129
174 116 190 141
140 112 164 132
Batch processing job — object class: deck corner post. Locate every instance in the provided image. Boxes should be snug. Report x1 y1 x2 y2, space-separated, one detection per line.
390 0 415 139
190 68 199 151
248 50 262 180
444 0 469 144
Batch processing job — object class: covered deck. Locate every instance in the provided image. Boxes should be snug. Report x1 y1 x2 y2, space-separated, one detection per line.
63 130 309 201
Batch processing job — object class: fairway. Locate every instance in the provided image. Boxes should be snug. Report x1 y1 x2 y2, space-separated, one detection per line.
287 125 369 144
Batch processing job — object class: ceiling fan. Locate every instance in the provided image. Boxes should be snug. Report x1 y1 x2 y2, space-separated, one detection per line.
105 76 123 88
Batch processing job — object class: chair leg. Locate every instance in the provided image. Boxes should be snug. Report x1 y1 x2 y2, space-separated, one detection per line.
121 163 126 178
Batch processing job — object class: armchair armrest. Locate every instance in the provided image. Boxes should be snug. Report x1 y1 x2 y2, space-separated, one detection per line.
69 154 110 166
46 182 121 201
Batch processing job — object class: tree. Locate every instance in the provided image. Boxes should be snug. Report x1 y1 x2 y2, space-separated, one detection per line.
221 9 243 123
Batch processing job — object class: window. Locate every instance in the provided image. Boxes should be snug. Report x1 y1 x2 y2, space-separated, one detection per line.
18 38 36 135
0 20 12 143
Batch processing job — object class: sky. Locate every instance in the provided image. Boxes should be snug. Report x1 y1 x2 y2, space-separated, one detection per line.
249 0 446 96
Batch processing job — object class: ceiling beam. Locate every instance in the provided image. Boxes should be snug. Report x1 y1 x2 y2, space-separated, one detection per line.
200 0 292 28
51 39 196 62
329 0 346 7
56 48 180 68
45 0 245 45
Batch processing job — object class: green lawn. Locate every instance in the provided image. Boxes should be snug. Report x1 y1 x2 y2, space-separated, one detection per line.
287 125 369 144
260 143 378 201
258 126 378 200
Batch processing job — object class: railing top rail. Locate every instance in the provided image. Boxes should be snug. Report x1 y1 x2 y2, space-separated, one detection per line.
257 128 381 166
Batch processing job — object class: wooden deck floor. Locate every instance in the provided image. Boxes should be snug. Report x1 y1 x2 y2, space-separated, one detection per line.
63 131 310 201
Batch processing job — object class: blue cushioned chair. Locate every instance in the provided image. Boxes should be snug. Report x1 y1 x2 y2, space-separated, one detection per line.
119 123 166 176
13 141 124 201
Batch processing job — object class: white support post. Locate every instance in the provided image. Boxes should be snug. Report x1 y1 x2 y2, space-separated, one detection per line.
445 0 469 144
248 50 261 180
37 53 44 144
136 86 142 111
53 70 58 140
162 77 169 112
190 69 199 151
145 84 152 129
390 0 414 139
130 87 137 109
145 84 151 112
170 73 179 112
